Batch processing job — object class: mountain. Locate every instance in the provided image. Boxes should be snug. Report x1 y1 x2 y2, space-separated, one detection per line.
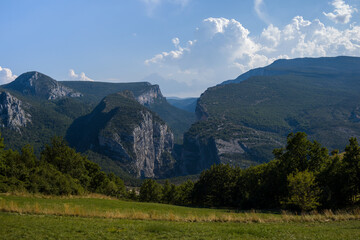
66 91 175 178
0 72 193 180
61 81 195 142
4 72 82 100
221 56 360 85
0 72 91 152
180 56 360 175
167 97 198 113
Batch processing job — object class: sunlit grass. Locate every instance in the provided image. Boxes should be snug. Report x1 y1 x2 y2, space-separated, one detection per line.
1 194 359 223
1 212 360 240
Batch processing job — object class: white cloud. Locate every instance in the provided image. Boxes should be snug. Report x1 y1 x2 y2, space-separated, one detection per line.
145 16 360 96
323 0 357 24
145 36 191 65
254 0 270 24
68 69 94 81
0 66 17 84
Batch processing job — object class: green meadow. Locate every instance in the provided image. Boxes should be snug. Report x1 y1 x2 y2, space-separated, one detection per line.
1 194 360 239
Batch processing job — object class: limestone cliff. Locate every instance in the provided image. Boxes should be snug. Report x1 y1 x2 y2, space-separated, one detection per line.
135 84 164 106
0 91 31 132
180 121 282 175
67 91 175 178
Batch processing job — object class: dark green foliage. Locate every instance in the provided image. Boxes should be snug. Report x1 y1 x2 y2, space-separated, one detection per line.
283 170 321 211
174 180 194 206
340 138 360 204
139 179 162 202
0 133 125 197
0 89 93 155
139 178 194 206
193 164 238 207
84 150 142 187
0 140 84 195
184 133 360 210
161 180 173 204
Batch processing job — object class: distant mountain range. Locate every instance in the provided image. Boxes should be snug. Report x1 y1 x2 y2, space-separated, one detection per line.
167 97 198 113
2 56 360 179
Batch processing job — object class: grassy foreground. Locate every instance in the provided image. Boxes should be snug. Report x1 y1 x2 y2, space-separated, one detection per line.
2 212 360 240
1 194 360 239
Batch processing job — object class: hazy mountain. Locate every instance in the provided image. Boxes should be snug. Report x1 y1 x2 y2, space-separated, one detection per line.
221 56 360 85
167 97 198 113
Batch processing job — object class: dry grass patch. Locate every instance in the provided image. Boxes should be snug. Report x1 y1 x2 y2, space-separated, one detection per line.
0 194 359 224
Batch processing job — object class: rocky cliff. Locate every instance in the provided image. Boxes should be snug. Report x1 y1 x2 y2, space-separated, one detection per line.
180 120 282 175
0 91 31 132
135 84 164 106
67 91 175 178
3 71 82 100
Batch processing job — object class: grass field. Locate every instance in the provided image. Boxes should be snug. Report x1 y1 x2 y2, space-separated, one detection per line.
1 194 360 239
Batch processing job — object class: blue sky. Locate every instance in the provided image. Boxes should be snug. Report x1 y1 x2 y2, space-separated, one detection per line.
1 0 360 97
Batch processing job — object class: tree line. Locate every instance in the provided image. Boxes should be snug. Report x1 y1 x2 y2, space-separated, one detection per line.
0 135 126 197
1 132 359 211
138 132 360 211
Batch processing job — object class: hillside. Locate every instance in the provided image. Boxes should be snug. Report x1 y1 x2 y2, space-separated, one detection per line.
66 91 176 178
180 56 360 174
0 89 92 153
61 81 195 142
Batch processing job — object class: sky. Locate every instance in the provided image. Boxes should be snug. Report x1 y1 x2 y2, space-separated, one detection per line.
1 0 360 97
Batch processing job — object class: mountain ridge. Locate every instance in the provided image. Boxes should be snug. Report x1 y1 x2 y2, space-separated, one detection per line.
180 56 360 175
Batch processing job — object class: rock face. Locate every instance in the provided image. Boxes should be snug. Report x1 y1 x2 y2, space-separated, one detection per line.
99 111 174 178
67 91 175 178
4 71 82 100
180 123 281 175
135 84 164 106
0 91 31 132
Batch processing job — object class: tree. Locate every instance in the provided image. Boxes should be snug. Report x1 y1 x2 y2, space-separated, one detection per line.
284 170 321 211
139 179 162 202
175 180 194 206
193 164 236 207
342 137 360 204
161 180 177 204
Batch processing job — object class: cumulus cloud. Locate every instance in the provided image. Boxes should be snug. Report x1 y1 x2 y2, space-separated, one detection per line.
145 15 360 95
68 69 94 81
0 66 17 84
323 0 357 24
